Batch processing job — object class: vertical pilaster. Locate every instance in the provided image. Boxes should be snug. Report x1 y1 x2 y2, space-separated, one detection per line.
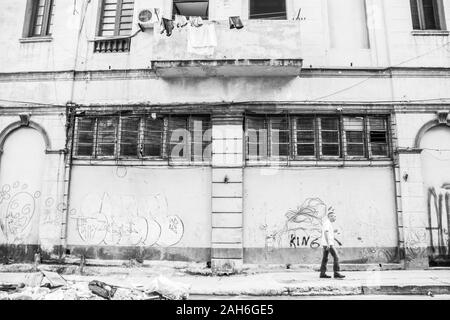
397 149 429 268
210 114 244 274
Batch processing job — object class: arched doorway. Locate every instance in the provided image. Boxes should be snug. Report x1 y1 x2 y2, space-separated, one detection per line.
0 127 46 246
420 124 450 266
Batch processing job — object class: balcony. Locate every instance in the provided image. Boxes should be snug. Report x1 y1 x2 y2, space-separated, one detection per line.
151 20 302 77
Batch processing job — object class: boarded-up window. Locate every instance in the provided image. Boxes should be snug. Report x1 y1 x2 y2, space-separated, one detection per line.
295 117 316 157
98 0 135 36
143 117 165 157
120 117 140 157
249 0 286 20
410 0 446 30
344 117 365 157
75 118 96 156
96 117 117 157
320 117 340 156
368 117 388 157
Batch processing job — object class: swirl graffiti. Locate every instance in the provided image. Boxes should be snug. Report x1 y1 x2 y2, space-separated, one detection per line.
71 193 184 247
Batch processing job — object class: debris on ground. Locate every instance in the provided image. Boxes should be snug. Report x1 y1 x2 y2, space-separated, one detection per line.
88 280 118 300
0 283 25 292
147 275 190 300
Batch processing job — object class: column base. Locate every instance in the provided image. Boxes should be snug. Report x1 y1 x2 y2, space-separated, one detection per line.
211 258 243 275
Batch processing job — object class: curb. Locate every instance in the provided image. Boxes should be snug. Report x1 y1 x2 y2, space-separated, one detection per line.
190 285 450 297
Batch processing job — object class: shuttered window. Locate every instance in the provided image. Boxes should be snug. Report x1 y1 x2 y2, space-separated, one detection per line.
244 115 391 161
74 114 211 162
143 117 165 158
246 117 268 160
96 117 117 157
119 117 140 157
344 117 365 157
75 118 96 157
98 0 135 36
410 0 446 30
320 117 340 157
23 0 55 38
368 117 389 157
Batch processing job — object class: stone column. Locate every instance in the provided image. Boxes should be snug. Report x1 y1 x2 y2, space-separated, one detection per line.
210 114 244 275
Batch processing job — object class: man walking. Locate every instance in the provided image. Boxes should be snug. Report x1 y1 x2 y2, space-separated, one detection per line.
319 210 345 279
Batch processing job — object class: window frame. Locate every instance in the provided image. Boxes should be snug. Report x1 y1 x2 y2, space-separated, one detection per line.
292 115 318 160
342 115 367 160
410 0 447 31
172 0 210 20
23 0 55 38
318 116 341 159
244 114 392 163
73 114 211 164
96 0 135 38
249 0 287 20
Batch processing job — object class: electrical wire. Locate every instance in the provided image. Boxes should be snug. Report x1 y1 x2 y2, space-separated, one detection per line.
310 41 450 102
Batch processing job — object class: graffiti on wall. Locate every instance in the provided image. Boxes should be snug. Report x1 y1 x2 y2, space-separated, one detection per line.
69 193 184 247
262 198 343 250
0 181 67 245
427 185 450 257
0 182 40 243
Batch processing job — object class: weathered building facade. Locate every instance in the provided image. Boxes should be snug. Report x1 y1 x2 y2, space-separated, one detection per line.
0 0 450 272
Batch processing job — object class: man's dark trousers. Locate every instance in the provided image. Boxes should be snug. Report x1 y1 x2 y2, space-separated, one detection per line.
320 246 340 275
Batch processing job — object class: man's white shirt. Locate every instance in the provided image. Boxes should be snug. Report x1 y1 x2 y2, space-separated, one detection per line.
321 218 334 247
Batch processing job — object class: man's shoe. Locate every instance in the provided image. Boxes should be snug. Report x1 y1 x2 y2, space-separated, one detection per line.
320 274 331 278
334 273 345 279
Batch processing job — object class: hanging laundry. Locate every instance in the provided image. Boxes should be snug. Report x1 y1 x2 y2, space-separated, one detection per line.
229 16 244 29
174 14 188 28
189 16 204 28
187 23 217 56
160 18 174 37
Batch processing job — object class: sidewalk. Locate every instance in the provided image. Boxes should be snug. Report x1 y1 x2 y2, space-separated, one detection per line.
1 262 450 299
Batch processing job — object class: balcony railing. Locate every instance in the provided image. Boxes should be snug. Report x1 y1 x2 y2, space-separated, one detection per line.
94 37 131 53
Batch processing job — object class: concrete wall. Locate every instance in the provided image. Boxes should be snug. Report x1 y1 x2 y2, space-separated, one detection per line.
0 113 66 260
243 167 398 264
66 166 212 261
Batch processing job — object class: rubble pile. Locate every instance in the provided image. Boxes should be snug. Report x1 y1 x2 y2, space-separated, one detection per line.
0 271 190 300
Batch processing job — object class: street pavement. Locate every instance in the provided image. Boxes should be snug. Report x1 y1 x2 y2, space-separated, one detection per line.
1 262 450 299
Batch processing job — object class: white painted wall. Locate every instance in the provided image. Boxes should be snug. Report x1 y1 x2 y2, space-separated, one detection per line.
243 167 398 249
67 166 212 248
0 128 46 244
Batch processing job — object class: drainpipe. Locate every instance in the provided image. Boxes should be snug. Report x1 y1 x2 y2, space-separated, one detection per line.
60 0 90 259
380 0 405 267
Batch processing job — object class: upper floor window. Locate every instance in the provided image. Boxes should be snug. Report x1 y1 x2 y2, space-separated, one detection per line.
410 0 447 30
97 0 135 37
23 0 55 38
249 0 287 20
173 0 209 20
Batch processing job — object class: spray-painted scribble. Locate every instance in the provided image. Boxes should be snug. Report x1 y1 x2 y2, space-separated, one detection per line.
427 185 450 258
0 182 45 243
70 193 184 247
264 198 342 250
0 181 67 245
